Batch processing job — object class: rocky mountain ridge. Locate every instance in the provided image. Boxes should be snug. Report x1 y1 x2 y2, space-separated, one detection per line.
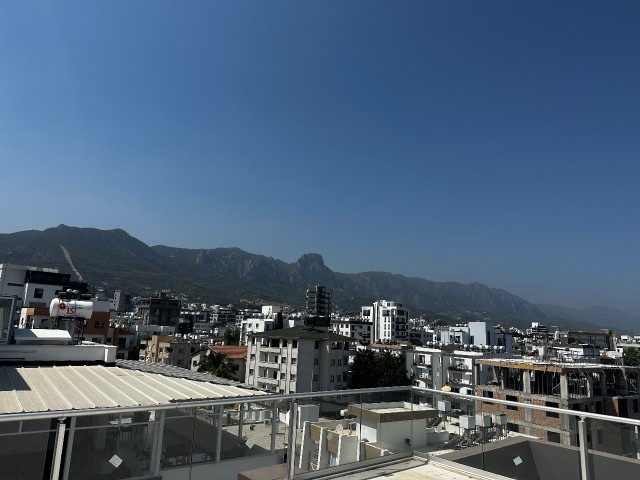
0 225 628 331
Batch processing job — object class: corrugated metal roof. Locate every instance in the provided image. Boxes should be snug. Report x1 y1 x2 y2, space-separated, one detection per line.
0 364 265 414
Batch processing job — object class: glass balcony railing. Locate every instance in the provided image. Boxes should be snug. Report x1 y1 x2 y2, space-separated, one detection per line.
0 386 639 480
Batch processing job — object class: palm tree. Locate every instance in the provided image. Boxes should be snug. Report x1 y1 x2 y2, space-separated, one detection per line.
197 351 235 380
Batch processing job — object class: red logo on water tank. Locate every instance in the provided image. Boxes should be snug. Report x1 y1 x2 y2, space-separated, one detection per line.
59 302 66 310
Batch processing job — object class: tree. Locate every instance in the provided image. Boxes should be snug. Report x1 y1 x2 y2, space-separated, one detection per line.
348 349 411 389
624 348 640 366
223 327 240 346
348 350 378 389
197 351 235 379
376 351 411 388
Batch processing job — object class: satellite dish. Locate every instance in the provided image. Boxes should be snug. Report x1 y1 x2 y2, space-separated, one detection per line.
335 424 344 433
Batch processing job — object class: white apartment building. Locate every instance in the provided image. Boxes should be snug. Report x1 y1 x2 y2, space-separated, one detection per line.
437 321 513 352
245 326 352 394
409 346 512 415
361 300 408 343
240 315 304 346
331 317 373 344
0 263 74 309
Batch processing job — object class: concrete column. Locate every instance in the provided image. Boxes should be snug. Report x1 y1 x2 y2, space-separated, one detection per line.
317 427 330 470
586 376 594 398
298 421 312 470
523 370 531 395
560 374 569 400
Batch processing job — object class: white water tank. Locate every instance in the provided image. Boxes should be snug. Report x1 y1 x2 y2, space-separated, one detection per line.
50 298 94 319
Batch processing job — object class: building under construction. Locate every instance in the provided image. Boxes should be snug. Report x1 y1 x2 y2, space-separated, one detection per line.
474 358 640 457
306 285 331 329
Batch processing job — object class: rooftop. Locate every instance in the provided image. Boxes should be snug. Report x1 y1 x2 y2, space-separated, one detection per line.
247 326 352 342
0 362 263 414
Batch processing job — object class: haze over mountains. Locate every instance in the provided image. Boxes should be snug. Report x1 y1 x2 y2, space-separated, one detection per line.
0 225 636 332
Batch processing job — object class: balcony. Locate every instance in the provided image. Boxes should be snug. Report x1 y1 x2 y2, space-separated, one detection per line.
449 363 472 372
1 383 638 480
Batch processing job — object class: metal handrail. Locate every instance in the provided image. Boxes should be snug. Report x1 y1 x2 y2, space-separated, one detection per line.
0 383 638 430
0 385 411 423
414 385 640 428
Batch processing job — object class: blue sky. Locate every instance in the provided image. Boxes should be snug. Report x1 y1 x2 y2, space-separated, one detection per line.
1 1 639 313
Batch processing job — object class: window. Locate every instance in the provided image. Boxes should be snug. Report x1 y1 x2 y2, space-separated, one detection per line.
506 395 519 411
313 375 318 381
337 375 341 382
290 374 296 381
507 422 519 433
545 401 559 418
331 359 335 366
281 373 286 379
291 357 297 365
547 431 560 443
292 340 297 348
249 369 254 375
314 358 318 365
94 321 105 328
330 376 335 382
34 288 44 299
338 359 342 366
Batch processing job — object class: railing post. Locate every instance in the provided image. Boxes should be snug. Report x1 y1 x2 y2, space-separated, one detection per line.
578 416 592 480
152 410 165 475
49 417 67 480
271 400 278 452
61 417 76 480
286 401 298 480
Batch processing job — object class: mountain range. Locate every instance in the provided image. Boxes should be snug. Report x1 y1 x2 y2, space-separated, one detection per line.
0 225 636 332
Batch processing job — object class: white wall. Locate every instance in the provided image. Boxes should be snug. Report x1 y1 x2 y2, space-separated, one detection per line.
160 454 279 480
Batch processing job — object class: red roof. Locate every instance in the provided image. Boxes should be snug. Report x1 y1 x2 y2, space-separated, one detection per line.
208 345 247 360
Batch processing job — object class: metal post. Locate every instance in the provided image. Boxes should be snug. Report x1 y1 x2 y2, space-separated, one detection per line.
215 405 223 462
49 418 67 480
152 410 165 475
61 417 76 480
238 402 245 440
286 402 298 480
578 417 592 480
271 401 278 452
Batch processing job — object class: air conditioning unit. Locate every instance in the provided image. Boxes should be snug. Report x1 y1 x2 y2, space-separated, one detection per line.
264 419 271 425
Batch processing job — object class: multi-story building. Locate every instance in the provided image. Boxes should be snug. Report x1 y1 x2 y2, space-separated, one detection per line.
0 263 87 309
306 285 332 329
139 334 201 369
211 305 236 326
409 346 499 415
245 326 352 394
474 358 640 455
331 317 373 344
361 300 408 343
437 321 513 352
136 291 181 326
